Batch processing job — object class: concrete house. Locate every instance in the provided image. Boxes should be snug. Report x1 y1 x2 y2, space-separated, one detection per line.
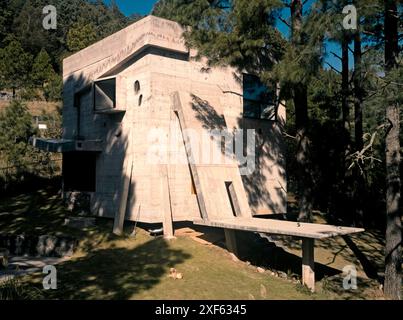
36 15 287 225
33 15 363 291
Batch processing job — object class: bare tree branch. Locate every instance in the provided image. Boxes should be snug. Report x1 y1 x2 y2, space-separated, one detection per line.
325 62 342 74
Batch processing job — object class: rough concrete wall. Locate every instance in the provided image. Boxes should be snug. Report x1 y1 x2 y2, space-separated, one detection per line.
62 16 190 222
62 15 287 223
240 118 287 215
147 52 287 218
121 55 166 222
148 57 200 222
146 53 251 220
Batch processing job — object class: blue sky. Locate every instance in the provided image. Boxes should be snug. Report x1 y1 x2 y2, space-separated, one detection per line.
103 0 157 15
103 0 348 71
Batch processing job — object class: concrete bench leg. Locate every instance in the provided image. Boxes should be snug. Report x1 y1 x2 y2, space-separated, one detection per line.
224 229 238 256
302 238 315 292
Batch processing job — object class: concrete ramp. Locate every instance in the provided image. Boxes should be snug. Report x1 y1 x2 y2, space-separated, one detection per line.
171 91 252 220
193 217 364 239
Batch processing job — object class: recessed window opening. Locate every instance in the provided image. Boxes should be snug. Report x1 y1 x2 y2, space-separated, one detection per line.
134 80 140 94
243 74 276 120
138 94 143 106
94 78 116 111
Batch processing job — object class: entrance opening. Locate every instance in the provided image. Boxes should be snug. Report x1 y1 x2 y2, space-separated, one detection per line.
63 152 96 192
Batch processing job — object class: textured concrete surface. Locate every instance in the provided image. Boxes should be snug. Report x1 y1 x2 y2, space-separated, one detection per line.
193 217 364 239
62 15 287 224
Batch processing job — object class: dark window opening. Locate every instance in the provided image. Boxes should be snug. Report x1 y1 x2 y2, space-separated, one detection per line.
63 152 96 192
94 78 116 111
138 94 143 106
134 80 140 94
243 74 276 120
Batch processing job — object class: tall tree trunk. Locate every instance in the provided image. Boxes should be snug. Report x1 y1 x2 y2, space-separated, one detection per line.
342 35 350 134
291 0 312 222
353 32 363 152
294 86 312 222
384 0 401 300
353 31 365 227
340 31 354 224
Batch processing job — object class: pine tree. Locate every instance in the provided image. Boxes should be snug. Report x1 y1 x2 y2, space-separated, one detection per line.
31 49 55 88
351 0 383 227
290 0 312 222
12 0 60 56
0 0 25 43
43 73 62 102
383 0 401 300
0 100 37 172
67 20 97 52
0 39 32 96
153 0 286 77
272 0 328 222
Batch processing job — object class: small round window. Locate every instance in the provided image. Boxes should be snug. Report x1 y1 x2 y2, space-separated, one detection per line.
134 80 140 94
138 95 143 106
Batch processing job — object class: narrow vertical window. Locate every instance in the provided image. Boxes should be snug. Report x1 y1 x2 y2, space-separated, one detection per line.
243 74 276 120
134 80 140 94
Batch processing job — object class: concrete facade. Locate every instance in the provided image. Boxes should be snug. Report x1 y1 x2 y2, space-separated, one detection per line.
62 15 287 224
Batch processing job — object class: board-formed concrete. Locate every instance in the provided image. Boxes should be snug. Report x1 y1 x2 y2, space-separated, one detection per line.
60 15 287 224
30 14 366 292
193 217 364 240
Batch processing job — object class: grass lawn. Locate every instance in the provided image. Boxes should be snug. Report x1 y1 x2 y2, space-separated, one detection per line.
0 184 386 300
27 228 328 300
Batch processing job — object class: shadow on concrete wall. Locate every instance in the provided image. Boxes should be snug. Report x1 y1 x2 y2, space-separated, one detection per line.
64 73 136 220
189 92 287 215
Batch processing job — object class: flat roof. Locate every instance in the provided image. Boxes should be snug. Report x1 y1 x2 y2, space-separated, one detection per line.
63 15 188 78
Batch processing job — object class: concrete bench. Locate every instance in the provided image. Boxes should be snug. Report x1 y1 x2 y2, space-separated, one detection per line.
193 217 364 292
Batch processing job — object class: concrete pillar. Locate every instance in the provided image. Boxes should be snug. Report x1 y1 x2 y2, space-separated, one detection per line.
113 155 133 235
162 166 175 240
224 229 238 256
302 238 315 292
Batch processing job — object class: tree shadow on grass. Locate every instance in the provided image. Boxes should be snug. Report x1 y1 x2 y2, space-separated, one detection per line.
189 224 341 281
233 231 341 281
43 237 191 300
231 231 383 298
0 184 76 236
